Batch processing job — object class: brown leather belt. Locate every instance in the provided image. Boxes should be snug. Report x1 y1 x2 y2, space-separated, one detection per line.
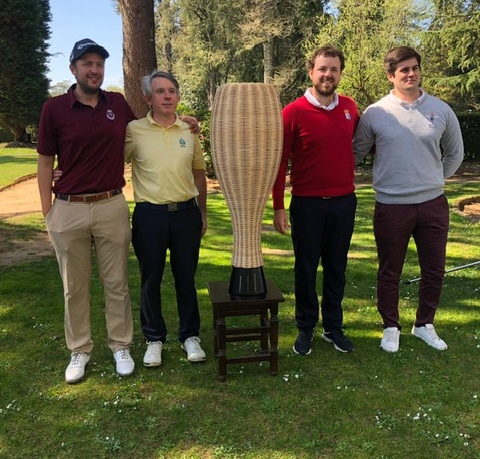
55 189 122 203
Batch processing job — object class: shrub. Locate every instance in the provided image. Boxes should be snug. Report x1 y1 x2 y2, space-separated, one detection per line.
198 113 215 178
457 112 480 161
0 128 13 143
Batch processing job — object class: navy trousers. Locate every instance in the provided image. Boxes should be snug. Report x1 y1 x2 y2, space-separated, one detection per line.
132 202 202 343
290 194 357 332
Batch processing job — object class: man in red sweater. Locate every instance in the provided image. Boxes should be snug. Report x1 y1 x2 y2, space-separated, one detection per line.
272 45 359 355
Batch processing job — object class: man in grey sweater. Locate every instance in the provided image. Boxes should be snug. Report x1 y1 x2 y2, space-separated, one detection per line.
353 46 464 353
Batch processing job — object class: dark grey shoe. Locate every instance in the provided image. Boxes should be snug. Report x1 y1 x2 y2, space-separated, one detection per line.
293 330 313 355
322 329 354 353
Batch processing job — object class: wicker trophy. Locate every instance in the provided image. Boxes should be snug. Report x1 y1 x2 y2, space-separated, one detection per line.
211 83 283 298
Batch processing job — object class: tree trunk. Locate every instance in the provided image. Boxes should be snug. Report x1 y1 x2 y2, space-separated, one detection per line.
263 39 275 84
208 68 217 111
118 0 157 118
164 42 173 73
11 126 26 142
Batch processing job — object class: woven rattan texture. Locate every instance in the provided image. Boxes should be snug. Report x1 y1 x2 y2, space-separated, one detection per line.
211 83 283 268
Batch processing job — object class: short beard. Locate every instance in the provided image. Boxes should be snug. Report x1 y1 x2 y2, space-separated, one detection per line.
77 80 101 95
315 81 338 97
314 83 337 98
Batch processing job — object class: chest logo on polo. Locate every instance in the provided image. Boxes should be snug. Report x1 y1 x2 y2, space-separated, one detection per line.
344 109 351 120
424 112 438 129
106 109 115 121
179 138 186 148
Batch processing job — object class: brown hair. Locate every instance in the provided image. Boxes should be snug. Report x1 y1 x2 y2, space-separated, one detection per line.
384 46 422 75
307 45 345 72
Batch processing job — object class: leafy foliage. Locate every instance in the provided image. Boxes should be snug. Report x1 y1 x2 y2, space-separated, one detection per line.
0 0 51 139
49 80 72 97
107 0 480 122
457 112 480 160
420 0 480 110
155 0 326 112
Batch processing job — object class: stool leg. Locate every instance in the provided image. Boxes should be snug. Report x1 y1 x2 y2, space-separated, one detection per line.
270 303 279 376
212 304 219 358
260 309 268 352
217 315 227 382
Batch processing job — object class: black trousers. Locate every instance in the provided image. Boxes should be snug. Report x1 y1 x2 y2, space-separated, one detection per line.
132 202 202 343
290 194 357 332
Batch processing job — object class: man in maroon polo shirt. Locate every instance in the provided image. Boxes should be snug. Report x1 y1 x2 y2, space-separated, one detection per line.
37 39 135 383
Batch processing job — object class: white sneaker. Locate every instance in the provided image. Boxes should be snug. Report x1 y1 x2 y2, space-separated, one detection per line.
380 327 400 353
181 336 206 362
65 352 90 383
143 341 163 367
412 324 448 350
113 348 135 376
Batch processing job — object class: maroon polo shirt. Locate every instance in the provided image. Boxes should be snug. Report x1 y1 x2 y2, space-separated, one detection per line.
37 85 136 194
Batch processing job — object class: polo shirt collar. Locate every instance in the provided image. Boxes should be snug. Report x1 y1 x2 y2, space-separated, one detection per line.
304 89 339 111
67 84 108 108
146 110 181 128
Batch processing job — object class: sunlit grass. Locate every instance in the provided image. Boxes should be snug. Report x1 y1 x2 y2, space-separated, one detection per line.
0 180 478 458
0 147 38 188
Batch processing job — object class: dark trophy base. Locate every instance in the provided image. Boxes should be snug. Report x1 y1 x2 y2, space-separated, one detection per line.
228 266 267 299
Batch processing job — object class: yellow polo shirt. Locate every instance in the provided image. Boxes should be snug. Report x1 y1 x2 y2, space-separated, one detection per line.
124 111 205 204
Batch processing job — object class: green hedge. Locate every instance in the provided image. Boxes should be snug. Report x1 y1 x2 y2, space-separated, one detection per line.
457 112 480 161
0 128 13 143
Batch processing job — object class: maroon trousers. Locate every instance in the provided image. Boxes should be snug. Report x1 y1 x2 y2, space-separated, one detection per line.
373 194 449 329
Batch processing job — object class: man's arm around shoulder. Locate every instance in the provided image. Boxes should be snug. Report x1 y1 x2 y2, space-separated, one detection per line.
441 108 464 178
193 168 208 237
37 154 55 217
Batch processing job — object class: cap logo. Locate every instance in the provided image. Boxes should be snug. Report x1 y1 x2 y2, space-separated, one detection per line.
77 42 98 50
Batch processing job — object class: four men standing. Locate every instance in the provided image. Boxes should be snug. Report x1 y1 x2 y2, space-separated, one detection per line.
37 38 464 382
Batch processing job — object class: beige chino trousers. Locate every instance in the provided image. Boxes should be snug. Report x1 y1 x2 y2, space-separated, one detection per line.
46 194 133 354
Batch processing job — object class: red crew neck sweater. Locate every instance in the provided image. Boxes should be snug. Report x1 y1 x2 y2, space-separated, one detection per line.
272 94 359 210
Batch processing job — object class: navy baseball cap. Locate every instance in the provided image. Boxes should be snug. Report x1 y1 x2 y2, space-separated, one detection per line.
70 38 109 63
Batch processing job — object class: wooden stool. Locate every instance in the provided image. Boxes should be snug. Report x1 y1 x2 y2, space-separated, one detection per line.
207 279 284 382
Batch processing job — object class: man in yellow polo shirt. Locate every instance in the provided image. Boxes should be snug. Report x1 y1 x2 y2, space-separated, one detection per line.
125 70 208 367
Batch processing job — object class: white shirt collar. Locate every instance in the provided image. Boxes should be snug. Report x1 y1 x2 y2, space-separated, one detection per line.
389 88 425 109
304 89 339 111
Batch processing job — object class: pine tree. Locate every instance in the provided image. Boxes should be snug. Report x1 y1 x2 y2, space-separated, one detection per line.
421 0 480 110
0 0 51 141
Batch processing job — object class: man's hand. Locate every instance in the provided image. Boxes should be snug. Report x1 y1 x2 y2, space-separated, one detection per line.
273 209 289 234
52 168 62 182
179 115 200 134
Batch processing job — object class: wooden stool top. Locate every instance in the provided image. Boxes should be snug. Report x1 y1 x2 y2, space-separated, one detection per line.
207 280 284 306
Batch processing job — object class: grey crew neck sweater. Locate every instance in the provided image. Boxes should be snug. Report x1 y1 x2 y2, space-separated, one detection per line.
353 91 464 205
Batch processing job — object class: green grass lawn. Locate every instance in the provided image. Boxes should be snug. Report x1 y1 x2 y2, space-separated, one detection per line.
0 166 479 458
0 146 38 188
